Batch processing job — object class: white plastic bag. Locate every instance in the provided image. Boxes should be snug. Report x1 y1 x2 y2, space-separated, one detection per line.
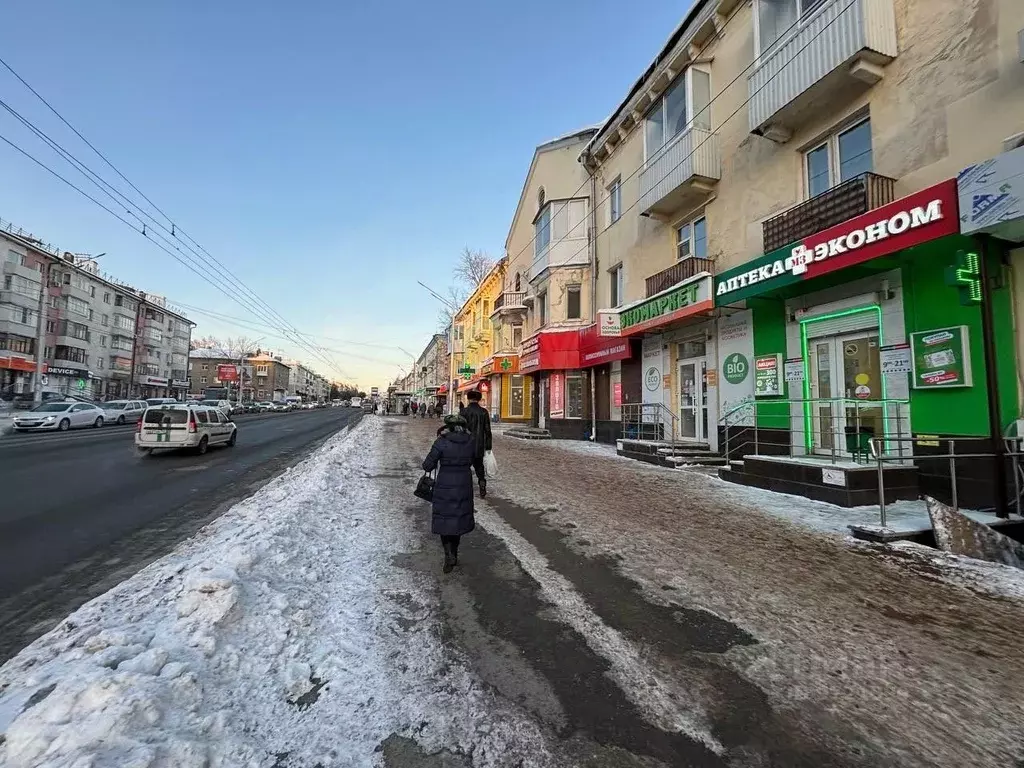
483 450 498 479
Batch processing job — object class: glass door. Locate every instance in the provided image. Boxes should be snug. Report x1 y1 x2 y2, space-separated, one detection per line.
809 340 836 454
678 358 706 441
808 332 883 458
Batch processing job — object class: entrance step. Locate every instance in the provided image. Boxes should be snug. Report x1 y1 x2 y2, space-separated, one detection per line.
616 438 726 470
718 454 919 507
505 427 552 440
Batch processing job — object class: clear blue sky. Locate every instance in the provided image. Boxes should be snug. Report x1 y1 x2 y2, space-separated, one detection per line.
0 0 690 388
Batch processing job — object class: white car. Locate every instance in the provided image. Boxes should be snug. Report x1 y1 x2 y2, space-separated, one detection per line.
99 399 149 425
13 401 107 432
349 397 362 409
136 404 237 455
200 399 233 417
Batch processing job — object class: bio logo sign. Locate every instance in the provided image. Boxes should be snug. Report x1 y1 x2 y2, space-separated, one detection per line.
722 353 749 385
644 367 661 391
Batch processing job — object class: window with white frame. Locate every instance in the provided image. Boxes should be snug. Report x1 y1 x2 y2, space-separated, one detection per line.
804 118 872 199
65 296 89 317
676 216 708 261
610 265 624 308
608 177 622 224
3 274 38 298
755 0 827 55
535 199 588 258
534 206 551 257
5 249 23 266
644 67 711 161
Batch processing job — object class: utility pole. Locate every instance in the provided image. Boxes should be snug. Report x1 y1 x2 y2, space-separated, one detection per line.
32 259 53 405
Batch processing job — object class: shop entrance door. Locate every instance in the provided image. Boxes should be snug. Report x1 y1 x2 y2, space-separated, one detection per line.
678 357 707 441
808 331 883 458
538 376 546 430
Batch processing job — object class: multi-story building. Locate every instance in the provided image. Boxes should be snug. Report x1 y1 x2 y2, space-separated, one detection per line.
0 223 193 402
409 333 449 406
246 353 291 402
453 260 505 411
572 0 1023 507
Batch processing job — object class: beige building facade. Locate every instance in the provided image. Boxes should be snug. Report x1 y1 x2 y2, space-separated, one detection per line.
577 0 1024 471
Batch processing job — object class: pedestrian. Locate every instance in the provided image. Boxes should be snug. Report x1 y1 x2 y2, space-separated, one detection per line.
457 398 466 416
461 389 492 498
434 402 443 419
402 401 409 416
422 414 478 573
421 401 428 419
411 401 418 416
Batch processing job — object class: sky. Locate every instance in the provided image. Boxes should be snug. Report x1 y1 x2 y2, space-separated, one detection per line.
0 0 690 389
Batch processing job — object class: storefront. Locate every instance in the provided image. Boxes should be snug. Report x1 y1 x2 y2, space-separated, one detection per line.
715 178 1019 507
481 354 530 423
520 329 581 437
598 273 717 446
0 354 37 396
578 324 634 443
136 375 170 399
47 365 97 398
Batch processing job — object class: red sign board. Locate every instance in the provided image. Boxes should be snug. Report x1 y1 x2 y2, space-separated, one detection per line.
578 324 633 367
217 364 239 382
549 373 565 418
613 382 622 407
520 330 581 374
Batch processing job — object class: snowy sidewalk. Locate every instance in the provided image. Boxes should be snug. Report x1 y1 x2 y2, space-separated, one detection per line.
0 419 553 767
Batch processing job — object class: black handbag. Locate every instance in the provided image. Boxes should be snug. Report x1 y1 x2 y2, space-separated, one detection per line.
414 472 435 502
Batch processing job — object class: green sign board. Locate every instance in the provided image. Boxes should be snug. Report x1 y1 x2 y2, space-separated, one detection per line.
910 326 972 388
944 249 982 305
754 354 782 397
76 379 87 391
458 365 475 375
500 358 512 371
722 353 749 385
620 282 701 332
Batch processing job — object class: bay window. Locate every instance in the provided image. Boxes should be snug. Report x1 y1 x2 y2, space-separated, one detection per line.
756 0 828 55
643 67 711 161
3 274 39 299
534 206 551 257
534 199 588 259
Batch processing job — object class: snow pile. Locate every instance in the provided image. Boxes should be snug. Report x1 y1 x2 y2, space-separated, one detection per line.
0 418 552 768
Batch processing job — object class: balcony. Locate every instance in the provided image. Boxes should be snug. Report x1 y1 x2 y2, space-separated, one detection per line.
749 0 897 140
645 257 716 298
55 333 91 349
762 172 896 253
491 291 527 317
639 127 721 217
529 239 589 283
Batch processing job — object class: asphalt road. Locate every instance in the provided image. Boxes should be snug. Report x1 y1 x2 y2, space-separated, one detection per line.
0 407 362 662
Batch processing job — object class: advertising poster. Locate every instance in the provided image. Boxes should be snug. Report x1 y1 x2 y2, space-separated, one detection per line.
910 326 972 388
217 364 239 382
716 310 755 426
613 382 622 407
549 372 565 418
641 335 664 423
784 358 804 383
754 354 782 397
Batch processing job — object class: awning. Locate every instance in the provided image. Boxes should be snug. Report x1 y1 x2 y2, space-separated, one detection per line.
458 377 485 393
0 355 36 373
578 324 632 367
520 329 580 374
437 384 449 395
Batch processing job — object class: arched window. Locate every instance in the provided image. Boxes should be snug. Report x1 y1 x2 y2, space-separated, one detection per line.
537 187 546 210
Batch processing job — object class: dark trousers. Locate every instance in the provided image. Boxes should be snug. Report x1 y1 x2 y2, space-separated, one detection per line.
440 534 461 555
472 456 485 484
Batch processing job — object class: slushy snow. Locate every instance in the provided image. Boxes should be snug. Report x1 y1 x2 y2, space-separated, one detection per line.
0 418 554 767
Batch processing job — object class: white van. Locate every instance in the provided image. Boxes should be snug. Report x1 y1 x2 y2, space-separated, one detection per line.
136 404 237 455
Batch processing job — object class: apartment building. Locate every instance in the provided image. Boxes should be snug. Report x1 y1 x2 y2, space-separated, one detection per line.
247 353 291 402
409 333 449 405
574 0 1023 507
454 260 504 412
0 224 193 402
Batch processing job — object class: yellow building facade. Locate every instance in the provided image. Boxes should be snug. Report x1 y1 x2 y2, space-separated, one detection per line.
453 259 505 412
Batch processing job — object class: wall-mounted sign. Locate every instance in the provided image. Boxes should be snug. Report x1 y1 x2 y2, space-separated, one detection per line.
879 343 912 375
598 310 621 337
722 352 749 385
549 372 565 418
945 249 982 305
614 276 713 336
613 382 622 407
784 358 804 382
139 375 169 387
910 326 972 388
47 366 86 377
754 354 782 397
715 180 960 303
822 468 847 487
957 144 1024 240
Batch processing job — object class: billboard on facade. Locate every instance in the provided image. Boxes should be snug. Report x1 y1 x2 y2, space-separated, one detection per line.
217 364 239 382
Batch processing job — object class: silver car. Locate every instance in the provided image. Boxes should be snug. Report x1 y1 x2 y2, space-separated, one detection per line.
99 399 149 425
13 401 107 432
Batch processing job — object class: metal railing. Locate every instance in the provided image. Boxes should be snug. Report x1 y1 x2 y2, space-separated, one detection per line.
644 257 716 298
720 396 911 464
868 436 1024 528
620 402 679 453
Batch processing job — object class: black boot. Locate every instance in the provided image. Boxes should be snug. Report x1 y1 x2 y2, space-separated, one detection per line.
442 539 455 574
479 480 487 499
451 537 460 567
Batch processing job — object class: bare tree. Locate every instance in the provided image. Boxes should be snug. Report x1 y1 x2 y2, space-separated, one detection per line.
454 247 495 288
190 335 258 359
436 284 469 331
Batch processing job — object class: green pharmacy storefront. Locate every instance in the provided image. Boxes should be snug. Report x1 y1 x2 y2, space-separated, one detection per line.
714 179 1018 508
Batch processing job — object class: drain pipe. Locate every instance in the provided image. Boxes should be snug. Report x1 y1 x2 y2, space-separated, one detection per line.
587 158 599 441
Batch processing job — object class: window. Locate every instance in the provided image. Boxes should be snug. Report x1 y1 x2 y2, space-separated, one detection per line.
0 335 34 354
202 364 209 371
102 314 109 326
514 272 521 292
566 373 584 419
805 118 873 198
538 292 547 327
5 250 23 266
256 365 268 376
89 286 96 298
534 206 551 257
58 320 90 341
196 410 209 424
3 274 38 299
1 305 37 326
676 217 708 261
509 375 525 418
54 345 88 364
97 357 104 369
566 286 581 320
200 376 208 384
100 335 108 347
45 320 56 334
756 0 826 54
608 177 622 224
65 296 89 317
644 67 711 160
103 292 111 304
610 265 624 308
512 324 523 348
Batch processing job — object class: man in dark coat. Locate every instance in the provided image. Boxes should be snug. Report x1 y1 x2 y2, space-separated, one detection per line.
422 414 477 573
461 389 492 498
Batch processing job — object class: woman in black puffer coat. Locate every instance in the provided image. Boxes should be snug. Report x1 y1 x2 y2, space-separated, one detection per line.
422 414 478 573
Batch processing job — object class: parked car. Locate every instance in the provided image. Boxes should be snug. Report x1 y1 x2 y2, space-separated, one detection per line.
10 391 68 410
99 399 148 425
244 403 260 413
146 397 178 408
255 401 275 412
349 397 362 409
136 404 237 456
13 401 106 432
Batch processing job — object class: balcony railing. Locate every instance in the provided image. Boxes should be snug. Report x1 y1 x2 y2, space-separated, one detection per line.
762 172 896 254
639 127 720 217
748 0 897 137
492 291 527 315
529 238 589 282
645 257 716 298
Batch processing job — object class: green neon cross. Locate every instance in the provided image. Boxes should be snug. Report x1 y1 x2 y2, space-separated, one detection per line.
500 358 512 370
945 250 982 305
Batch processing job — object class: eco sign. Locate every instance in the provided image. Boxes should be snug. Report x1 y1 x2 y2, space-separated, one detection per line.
715 181 959 303
722 353 749 384
910 326 973 388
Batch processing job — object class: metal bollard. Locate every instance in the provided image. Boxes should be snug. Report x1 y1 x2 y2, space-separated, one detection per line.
949 440 958 511
877 445 887 528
